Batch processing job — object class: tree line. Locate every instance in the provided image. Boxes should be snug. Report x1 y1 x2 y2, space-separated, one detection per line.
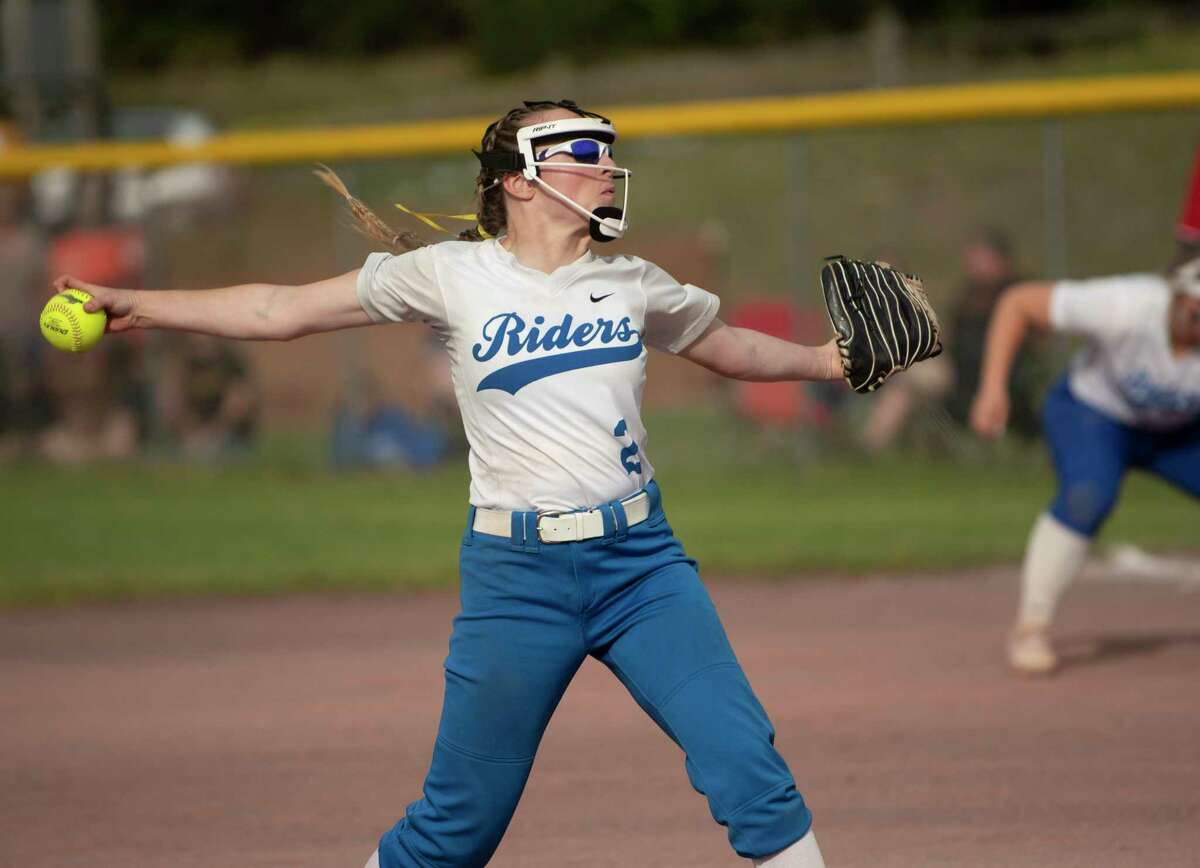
101 1 1185 74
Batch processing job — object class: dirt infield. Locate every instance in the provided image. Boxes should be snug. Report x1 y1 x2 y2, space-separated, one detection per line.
3 569 1198 868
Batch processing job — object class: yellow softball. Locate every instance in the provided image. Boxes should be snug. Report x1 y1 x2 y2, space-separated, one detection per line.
40 287 107 353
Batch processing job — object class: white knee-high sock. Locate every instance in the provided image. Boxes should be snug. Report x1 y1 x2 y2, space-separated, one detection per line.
363 849 379 868
1016 512 1090 628
753 830 826 867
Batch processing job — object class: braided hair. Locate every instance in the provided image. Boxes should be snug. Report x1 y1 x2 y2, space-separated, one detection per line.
314 165 428 253
317 100 604 251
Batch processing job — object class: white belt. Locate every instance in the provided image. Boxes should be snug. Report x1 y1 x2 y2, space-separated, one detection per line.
473 491 651 543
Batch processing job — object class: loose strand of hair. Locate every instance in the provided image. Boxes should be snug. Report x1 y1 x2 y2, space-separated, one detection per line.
314 164 427 253
315 103 590 250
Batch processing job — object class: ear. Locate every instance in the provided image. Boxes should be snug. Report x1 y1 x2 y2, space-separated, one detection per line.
502 172 536 202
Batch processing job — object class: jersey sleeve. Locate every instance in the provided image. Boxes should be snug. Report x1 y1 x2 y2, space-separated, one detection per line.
1049 274 1161 341
356 246 448 328
640 261 721 353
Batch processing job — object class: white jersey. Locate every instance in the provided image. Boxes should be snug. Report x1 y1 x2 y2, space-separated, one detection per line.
357 239 720 511
1050 274 1200 430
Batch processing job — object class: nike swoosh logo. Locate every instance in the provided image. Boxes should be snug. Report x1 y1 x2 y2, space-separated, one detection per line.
589 292 614 303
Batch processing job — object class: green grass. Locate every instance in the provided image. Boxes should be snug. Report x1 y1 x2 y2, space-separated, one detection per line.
0 461 470 604
1 412 1194 606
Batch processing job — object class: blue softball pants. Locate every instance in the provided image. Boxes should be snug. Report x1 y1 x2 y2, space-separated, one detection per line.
377 481 812 867
1044 378 1200 537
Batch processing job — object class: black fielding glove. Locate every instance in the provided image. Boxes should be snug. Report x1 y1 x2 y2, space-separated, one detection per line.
820 255 943 394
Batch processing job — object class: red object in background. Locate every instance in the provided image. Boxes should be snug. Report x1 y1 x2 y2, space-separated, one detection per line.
728 300 832 428
1179 144 1200 244
48 227 147 288
46 226 149 348
731 300 797 341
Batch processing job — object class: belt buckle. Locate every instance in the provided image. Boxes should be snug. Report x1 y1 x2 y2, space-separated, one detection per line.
536 509 592 543
535 510 562 543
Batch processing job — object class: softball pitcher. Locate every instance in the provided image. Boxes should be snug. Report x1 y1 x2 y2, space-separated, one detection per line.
58 100 939 867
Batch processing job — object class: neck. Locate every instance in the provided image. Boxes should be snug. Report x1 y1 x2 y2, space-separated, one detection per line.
1168 298 1198 356
1169 334 1197 357
502 214 591 275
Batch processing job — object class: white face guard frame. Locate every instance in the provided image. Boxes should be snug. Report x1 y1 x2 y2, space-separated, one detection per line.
515 118 632 242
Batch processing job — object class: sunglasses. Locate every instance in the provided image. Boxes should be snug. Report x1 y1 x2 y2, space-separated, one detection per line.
535 138 614 165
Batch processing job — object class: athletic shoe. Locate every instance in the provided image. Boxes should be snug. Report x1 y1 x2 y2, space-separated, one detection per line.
1007 623 1057 675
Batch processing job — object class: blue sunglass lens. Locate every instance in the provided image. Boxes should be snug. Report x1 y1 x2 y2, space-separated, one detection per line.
568 140 605 163
537 139 611 164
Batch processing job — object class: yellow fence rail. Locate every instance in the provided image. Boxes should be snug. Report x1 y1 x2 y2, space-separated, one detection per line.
2 71 1199 178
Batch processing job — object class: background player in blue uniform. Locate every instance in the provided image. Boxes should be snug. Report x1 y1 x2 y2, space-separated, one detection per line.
54 100 939 867
970 250 1200 675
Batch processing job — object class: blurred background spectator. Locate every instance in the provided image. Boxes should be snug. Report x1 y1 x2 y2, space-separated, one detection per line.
329 330 457 471
857 350 955 454
156 334 258 463
34 343 140 464
0 121 50 458
945 229 1043 439
27 212 151 465
856 230 1051 452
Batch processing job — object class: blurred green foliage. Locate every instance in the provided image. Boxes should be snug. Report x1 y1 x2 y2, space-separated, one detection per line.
100 1 1194 74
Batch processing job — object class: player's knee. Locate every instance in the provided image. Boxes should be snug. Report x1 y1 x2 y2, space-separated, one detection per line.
1053 479 1120 536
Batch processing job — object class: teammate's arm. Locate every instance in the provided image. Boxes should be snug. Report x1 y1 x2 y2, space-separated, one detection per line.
970 280 1054 438
52 270 372 341
678 318 843 382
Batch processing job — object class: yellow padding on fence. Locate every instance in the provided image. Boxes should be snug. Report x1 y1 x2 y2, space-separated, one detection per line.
612 71 1200 137
1 71 1198 178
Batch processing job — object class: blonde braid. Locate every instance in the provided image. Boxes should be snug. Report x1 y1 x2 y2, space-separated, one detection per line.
314 165 427 253
318 103 592 247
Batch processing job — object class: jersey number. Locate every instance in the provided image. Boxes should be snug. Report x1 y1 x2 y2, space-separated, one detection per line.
612 418 642 475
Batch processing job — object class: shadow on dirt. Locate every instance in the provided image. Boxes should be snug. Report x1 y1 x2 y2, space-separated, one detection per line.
1056 632 1200 670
